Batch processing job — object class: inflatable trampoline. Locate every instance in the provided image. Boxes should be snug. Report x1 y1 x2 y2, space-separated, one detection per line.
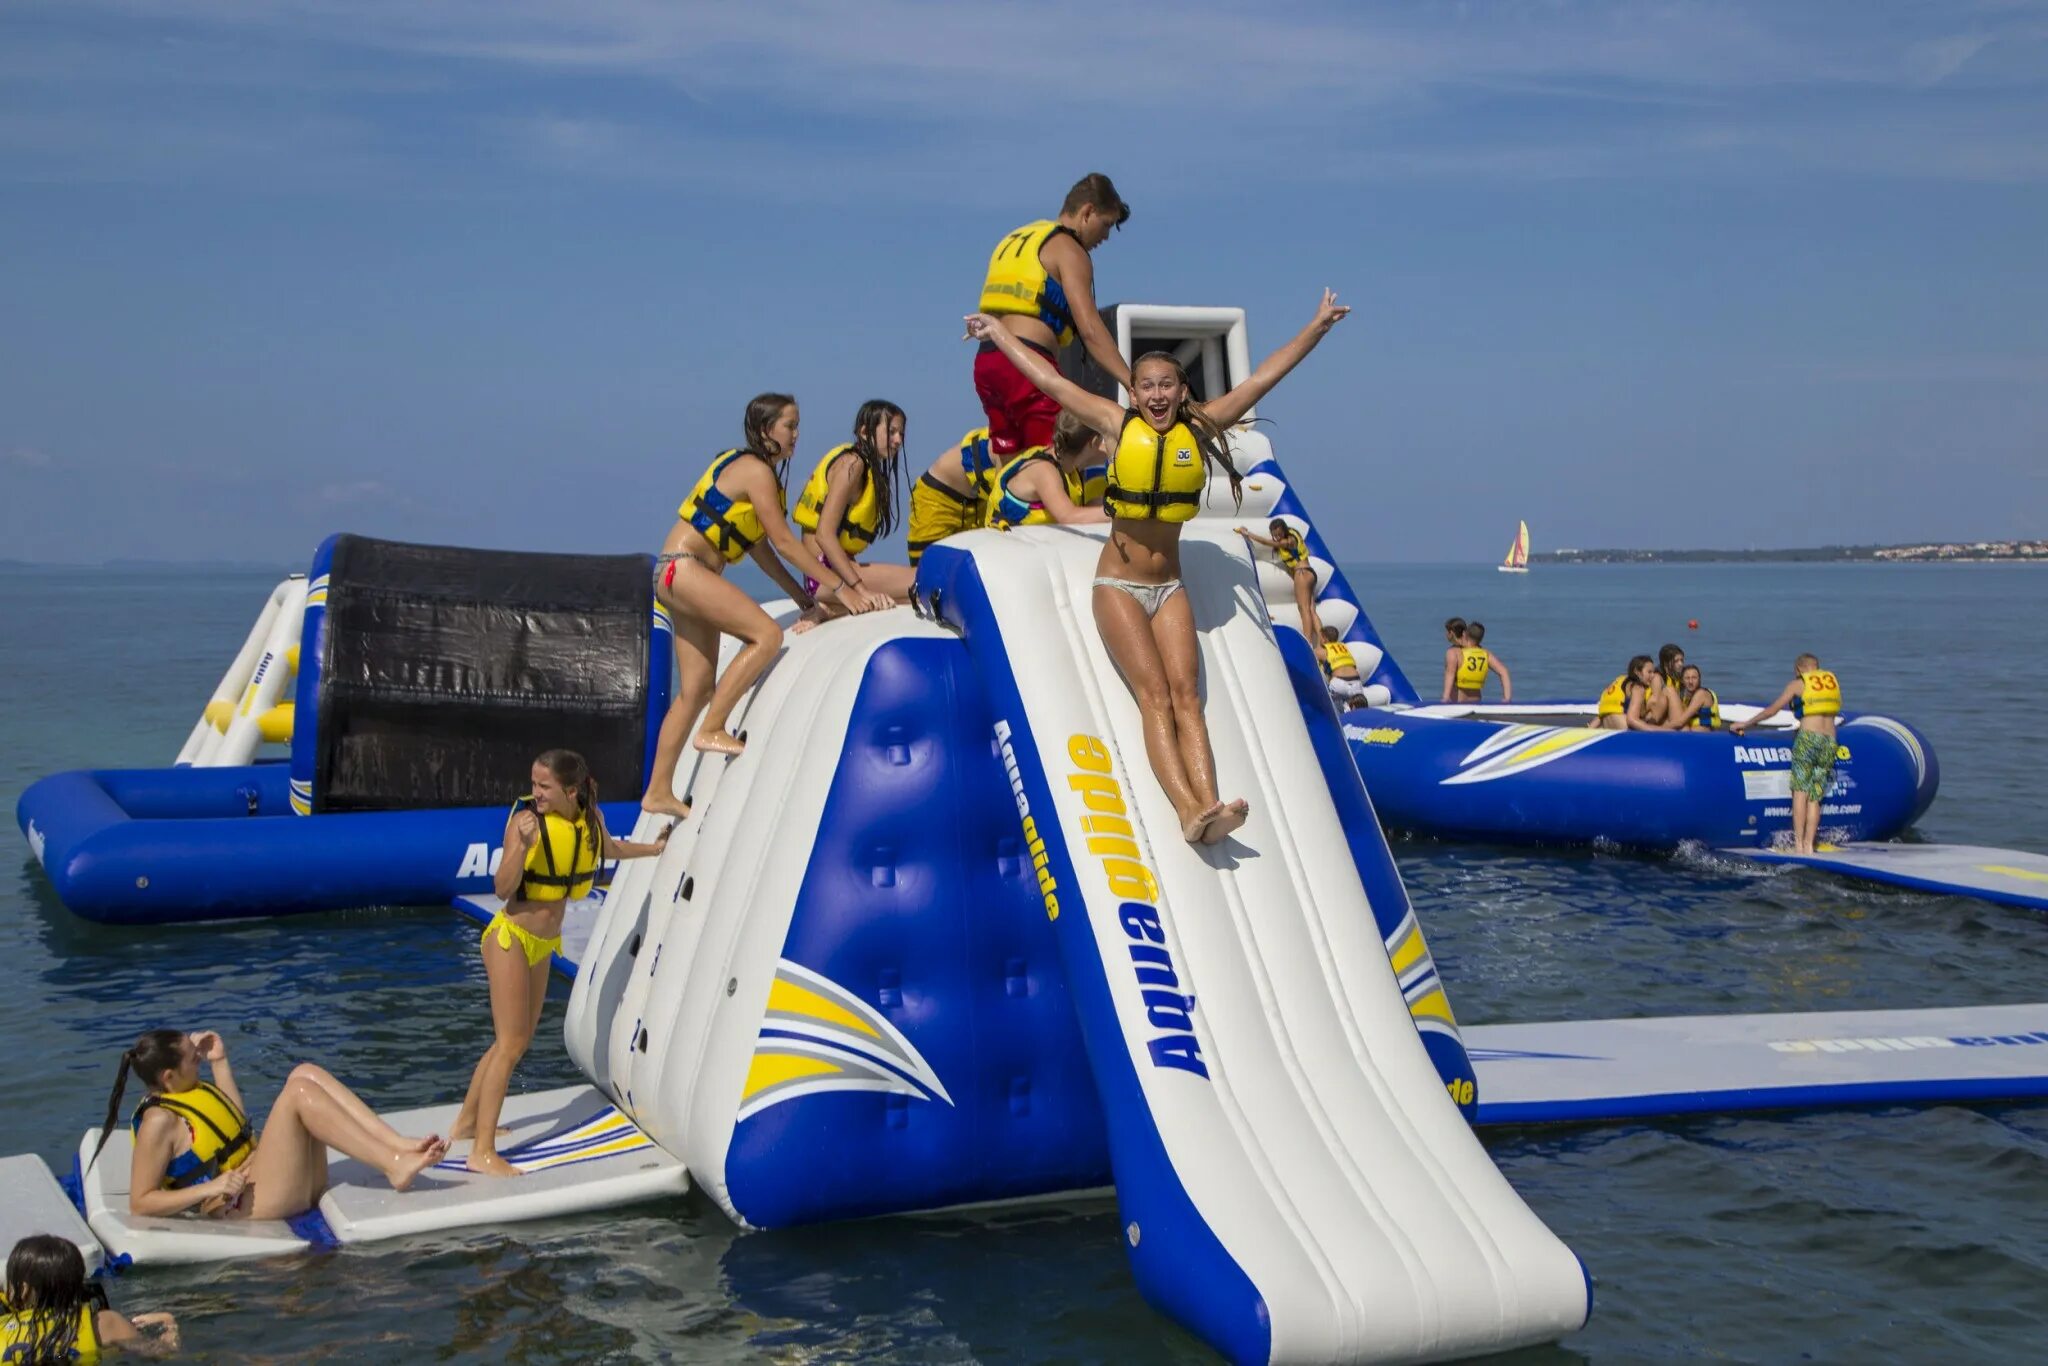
1342 702 1939 850
17 533 670 923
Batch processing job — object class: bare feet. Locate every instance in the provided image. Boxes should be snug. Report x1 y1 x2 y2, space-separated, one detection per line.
464 1150 523 1179
444 1124 511 1143
409 1133 443 1153
1201 799 1250 845
693 729 746 756
391 1138 450 1191
640 794 693 821
1182 801 1225 844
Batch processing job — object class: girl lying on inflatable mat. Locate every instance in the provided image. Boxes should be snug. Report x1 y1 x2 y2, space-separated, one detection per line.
89 1030 447 1222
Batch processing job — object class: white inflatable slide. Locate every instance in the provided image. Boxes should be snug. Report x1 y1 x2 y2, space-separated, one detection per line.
921 524 1589 1363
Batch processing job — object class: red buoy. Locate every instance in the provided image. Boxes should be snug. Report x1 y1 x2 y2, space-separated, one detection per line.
1688 619 1699 630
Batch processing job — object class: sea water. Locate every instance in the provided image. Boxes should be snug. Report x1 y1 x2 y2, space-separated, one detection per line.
3 562 2045 1362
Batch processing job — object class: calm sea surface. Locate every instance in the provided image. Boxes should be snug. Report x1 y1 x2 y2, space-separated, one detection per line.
4 562 2046 1363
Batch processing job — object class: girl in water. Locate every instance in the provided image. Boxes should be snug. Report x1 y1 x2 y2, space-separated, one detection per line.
1236 517 1319 636
965 290 1351 844
792 400 916 606
90 1030 446 1222
3 1234 178 1362
641 393 893 818
452 749 669 1177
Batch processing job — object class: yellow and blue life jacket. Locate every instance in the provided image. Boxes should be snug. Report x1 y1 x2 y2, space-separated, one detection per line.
958 428 999 499
1275 533 1308 571
1686 686 1721 730
1323 640 1356 675
1104 411 1206 523
1 1302 101 1364
985 450 1082 530
1456 648 1492 693
1793 669 1841 718
133 1081 252 1191
1597 675 1629 717
979 220 1078 345
1078 461 1108 506
517 806 600 902
678 450 778 564
792 445 880 554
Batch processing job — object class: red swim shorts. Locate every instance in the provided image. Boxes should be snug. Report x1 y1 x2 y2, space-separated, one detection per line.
973 340 1062 457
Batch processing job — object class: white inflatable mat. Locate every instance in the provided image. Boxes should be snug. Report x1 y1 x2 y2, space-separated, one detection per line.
0 1153 103 1274
80 1085 684 1264
1727 842 2048 913
321 1085 685 1242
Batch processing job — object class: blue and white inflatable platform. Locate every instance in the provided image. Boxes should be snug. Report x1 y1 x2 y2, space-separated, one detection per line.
17 535 670 923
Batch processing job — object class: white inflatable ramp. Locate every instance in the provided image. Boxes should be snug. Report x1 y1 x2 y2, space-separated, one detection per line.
921 527 1589 1365
78 1084 683 1265
0 1153 102 1273
1467 1003 2048 1126
1725 842 2048 913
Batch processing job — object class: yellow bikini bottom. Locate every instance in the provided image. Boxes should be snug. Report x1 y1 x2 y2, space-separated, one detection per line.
482 910 563 968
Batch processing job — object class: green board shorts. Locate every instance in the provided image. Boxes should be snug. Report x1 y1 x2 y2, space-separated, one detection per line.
1791 727 1838 801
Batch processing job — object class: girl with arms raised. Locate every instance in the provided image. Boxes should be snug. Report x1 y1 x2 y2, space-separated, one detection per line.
964 290 1351 843
642 393 892 818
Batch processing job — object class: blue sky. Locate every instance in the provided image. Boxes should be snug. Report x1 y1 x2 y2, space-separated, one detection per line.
2 1 2043 564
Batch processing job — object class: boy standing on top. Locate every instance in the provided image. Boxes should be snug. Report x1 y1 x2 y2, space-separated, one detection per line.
1731 652 1842 855
974 174 1132 455
1443 620 1512 704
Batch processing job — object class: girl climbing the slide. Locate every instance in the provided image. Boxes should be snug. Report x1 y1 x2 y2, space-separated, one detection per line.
452 749 668 1176
642 393 892 818
965 289 1352 844
3 1234 178 1362
792 400 916 606
1236 517 1320 636
89 1030 447 1222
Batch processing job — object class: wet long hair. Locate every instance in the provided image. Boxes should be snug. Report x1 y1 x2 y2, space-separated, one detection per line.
533 748 603 863
3 1235 106 1365
1624 654 1656 697
1128 352 1242 509
741 392 799 491
1657 642 1685 681
845 400 906 540
87 1029 186 1174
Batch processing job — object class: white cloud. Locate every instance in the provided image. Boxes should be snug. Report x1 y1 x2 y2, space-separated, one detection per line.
4 445 56 468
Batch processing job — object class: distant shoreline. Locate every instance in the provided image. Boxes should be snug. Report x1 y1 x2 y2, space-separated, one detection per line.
1536 539 2047 566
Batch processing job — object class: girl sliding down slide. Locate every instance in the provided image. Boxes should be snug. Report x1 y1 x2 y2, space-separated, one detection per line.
90 1030 447 1222
642 393 892 818
964 290 1351 844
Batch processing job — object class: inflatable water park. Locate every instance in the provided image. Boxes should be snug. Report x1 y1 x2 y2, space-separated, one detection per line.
12 305 2048 1364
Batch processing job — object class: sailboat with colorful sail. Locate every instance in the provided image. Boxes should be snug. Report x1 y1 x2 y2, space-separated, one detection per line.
1498 520 1530 573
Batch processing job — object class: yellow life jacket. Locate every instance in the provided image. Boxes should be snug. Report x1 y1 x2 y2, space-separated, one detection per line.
518 807 601 902
1597 675 1629 717
678 450 777 564
1104 412 1206 522
133 1080 252 1191
792 445 880 554
1323 640 1356 675
1455 648 1491 692
1797 669 1842 718
984 450 1082 530
1078 461 1108 506
1275 534 1308 571
978 220 1079 345
1686 686 1721 730
1 1303 100 1364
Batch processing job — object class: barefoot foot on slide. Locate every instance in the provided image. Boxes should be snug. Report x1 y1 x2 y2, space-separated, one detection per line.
1182 801 1225 844
692 730 746 757
640 795 693 821
392 1139 451 1191
461 1150 522 1180
1201 799 1250 845
445 1125 511 1144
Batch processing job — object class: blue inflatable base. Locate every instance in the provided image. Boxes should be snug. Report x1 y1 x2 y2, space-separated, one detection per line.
18 762 639 924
